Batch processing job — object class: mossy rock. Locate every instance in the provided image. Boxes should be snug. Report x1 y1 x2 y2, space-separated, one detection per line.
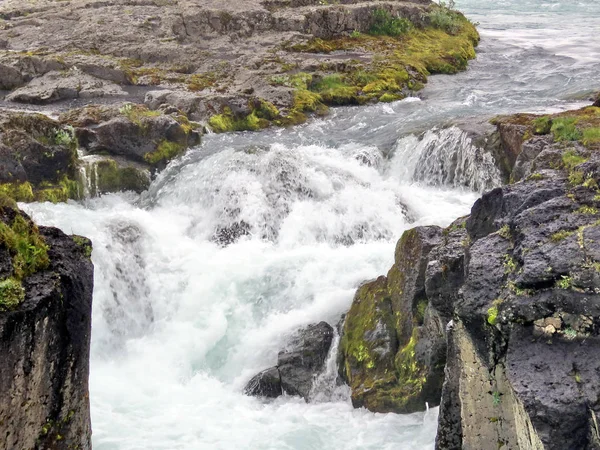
89 160 150 195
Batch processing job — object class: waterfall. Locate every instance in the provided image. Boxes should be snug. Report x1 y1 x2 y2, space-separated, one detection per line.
389 126 502 192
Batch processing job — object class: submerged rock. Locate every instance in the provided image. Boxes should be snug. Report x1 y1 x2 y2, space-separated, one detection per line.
244 321 334 400
0 204 94 449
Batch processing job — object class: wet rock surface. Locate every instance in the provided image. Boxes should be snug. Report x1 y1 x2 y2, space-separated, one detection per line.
244 321 334 400
0 205 94 450
338 104 600 449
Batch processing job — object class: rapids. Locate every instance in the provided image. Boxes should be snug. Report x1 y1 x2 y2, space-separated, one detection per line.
23 0 600 448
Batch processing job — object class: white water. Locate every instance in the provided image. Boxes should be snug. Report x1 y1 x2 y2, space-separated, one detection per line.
23 0 600 448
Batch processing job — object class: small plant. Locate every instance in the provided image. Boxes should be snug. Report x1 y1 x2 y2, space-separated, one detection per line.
492 391 501 406
350 30 362 39
270 74 290 86
119 103 133 115
532 116 552 135
498 224 511 240
503 255 517 274
564 327 577 339
54 126 75 147
557 275 573 289
369 9 412 37
427 7 462 35
551 117 583 142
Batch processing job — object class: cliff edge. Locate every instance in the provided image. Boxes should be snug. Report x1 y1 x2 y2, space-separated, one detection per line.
0 200 93 450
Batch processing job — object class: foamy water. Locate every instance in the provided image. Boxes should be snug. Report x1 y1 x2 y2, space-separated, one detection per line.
23 0 600 448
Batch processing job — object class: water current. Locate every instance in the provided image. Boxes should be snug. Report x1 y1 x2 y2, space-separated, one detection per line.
23 1 600 448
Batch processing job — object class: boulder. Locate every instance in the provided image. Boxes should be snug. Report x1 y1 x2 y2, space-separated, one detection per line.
244 321 334 400
6 70 127 104
337 226 446 414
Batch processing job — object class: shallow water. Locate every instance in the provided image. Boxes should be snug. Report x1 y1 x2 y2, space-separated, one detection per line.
23 1 600 448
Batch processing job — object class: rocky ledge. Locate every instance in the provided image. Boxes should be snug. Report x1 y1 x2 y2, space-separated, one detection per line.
0 0 478 201
334 103 600 448
0 197 94 449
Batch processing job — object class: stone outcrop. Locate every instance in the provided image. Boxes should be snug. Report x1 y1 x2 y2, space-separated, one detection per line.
338 103 600 448
245 321 334 400
0 202 94 450
0 0 478 131
0 105 200 201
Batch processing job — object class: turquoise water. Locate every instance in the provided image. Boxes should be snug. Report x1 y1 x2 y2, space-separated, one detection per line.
24 1 600 449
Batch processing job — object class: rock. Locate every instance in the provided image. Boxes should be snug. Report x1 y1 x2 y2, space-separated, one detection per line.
0 63 25 90
0 205 94 450
0 109 81 202
244 321 334 400
338 226 446 414
69 104 201 169
244 367 282 398
337 106 600 448
6 70 127 104
0 0 478 129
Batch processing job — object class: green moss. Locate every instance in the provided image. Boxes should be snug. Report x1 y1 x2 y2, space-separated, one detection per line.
527 172 544 181
503 255 517 274
393 328 427 403
379 93 403 102
282 18 478 121
0 277 25 311
187 72 217 91
576 206 598 215
72 236 92 259
569 170 585 186
0 213 49 280
90 160 150 194
144 140 186 165
487 306 498 326
0 182 35 202
551 229 574 242
583 127 600 146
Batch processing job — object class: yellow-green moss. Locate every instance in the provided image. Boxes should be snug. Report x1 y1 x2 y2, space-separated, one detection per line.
72 236 92 259
0 177 82 204
393 329 427 400
209 103 279 133
0 277 25 311
144 140 186 165
0 213 49 281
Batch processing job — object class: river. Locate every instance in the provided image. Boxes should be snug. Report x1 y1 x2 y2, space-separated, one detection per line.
23 1 600 448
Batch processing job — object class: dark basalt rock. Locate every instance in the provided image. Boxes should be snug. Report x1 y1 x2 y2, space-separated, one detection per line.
244 321 334 400
338 105 600 448
0 207 94 450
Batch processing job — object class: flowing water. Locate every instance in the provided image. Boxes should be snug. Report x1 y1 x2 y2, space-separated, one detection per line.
23 1 600 448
